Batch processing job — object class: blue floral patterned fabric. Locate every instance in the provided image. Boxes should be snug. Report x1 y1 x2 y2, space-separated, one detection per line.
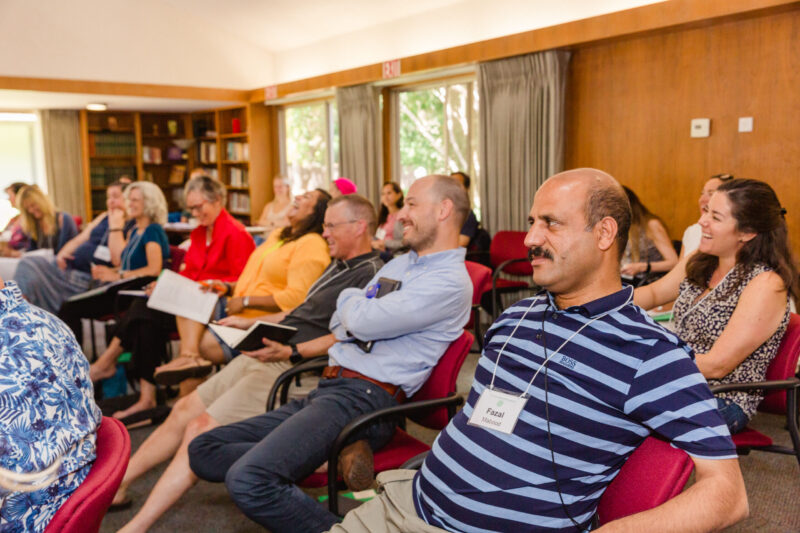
0 281 101 532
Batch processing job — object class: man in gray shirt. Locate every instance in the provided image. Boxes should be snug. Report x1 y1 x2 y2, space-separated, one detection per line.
114 194 383 533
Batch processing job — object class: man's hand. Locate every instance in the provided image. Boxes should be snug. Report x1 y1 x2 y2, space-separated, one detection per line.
216 315 255 330
225 297 245 315
56 251 73 270
91 264 120 282
242 338 291 363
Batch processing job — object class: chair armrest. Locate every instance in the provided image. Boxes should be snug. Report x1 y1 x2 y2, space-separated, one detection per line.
709 377 800 394
493 257 529 280
265 356 328 411
400 451 430 470
326 393 464 515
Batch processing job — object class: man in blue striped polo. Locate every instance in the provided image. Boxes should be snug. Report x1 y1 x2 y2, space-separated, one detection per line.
330 168 748 533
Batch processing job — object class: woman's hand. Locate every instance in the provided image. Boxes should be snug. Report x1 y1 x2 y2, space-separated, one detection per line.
107 208 126 230
91 264 121 282
199 279 228 295
225 297 245 315
621 262 647 276
56 251 73 270
216 315 254 329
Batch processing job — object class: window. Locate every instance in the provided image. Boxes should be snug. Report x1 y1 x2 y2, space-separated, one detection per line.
281 101 339 196
394 80 480 217
0 113 45 228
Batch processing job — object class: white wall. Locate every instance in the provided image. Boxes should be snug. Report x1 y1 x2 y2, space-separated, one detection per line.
0 0 275 89
273 0 664 83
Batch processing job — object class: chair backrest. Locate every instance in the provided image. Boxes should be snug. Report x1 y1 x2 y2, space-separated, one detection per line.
760 312 800 414
408 330 474 429
169 245 187 272
465 260 492 306
45 417 131 533
489 231 531 276
596 436 693 525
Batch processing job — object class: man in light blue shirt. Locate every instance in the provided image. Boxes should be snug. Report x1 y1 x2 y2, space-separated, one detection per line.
188 175 472 533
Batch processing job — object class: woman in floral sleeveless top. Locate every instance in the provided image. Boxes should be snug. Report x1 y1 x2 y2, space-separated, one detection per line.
635 179 797 433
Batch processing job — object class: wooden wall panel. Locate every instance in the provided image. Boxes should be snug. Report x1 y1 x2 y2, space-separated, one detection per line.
565 7 800 252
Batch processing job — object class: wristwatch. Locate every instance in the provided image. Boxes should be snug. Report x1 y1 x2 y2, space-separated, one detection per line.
288 343 303 364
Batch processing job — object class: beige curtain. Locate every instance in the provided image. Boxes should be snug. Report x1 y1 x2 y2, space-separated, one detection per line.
336 84 382 207
478 50 570 233
39 110 85 217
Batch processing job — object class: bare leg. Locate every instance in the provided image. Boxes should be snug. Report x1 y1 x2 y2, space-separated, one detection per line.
113 392 207 505
198 329 228 365
175 316 208 358
113 379 157 419
117 412 220 533
89 337 124 381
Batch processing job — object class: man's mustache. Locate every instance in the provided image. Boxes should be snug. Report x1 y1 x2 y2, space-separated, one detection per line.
528 246 553 261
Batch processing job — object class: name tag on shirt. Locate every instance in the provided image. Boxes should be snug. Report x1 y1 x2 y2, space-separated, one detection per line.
467 388 527 435
93 245 111 263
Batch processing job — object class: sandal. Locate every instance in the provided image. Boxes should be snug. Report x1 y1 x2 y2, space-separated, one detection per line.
153 357 212 386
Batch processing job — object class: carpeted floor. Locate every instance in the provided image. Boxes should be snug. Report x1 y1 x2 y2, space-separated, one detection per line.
100 349 799 532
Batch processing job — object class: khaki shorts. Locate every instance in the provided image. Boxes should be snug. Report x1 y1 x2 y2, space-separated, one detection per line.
196 355 294 426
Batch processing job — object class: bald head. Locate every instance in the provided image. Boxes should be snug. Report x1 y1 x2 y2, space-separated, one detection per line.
543 168 631 260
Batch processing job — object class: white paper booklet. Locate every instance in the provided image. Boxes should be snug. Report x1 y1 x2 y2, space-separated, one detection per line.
146 269 218 323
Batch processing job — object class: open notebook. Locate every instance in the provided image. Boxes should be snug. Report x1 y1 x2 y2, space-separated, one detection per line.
208 321 297 351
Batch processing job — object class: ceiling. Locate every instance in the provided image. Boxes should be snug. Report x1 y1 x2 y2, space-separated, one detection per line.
0 0 663 113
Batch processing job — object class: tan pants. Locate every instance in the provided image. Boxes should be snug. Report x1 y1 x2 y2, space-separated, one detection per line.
327 470 448 533
196 355 293 425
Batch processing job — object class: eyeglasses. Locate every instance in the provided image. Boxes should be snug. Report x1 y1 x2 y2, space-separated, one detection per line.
322 220 358 230
186 201 208 213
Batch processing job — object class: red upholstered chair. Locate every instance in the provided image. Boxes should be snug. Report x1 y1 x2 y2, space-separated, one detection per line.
168 245 186 272
45 417 131 533
266 331 475 515
596 436 693 525
710 312 800 468
72 215 83 230
488 230 536 319
465 261 492 350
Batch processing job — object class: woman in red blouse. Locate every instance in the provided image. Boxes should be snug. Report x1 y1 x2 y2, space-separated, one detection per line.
90 176 255 419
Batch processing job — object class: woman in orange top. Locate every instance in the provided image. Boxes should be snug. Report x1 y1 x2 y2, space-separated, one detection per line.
155 188 332 381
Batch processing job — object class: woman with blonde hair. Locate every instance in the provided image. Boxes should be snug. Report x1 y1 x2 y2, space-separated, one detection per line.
15 185 78 255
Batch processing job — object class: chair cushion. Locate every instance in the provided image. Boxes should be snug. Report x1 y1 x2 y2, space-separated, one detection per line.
300 429 431 489
731 428 774 448
494 278 529 290
45 417 131 533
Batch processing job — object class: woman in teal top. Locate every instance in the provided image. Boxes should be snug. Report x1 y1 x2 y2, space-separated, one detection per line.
92 181 169 281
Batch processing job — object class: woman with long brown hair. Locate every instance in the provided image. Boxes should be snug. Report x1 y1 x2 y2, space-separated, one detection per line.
620 186 678 283
635 178 797 433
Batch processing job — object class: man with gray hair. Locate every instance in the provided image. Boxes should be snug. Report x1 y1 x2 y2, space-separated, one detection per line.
329 168 747 533
187 175 473 533
114 193 384 532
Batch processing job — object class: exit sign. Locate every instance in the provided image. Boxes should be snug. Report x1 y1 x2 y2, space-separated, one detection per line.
382 59 401 79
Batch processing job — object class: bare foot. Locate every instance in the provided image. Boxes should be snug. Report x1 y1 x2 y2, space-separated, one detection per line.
90 361 117 382
113 399 157 420
111 485 128 506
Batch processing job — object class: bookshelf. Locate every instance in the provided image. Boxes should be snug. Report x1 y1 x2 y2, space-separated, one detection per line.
190 104 269 225
81 104 271 225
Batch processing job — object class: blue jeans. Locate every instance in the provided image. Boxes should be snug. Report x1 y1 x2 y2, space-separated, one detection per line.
716 397 749 434
188 377 399 533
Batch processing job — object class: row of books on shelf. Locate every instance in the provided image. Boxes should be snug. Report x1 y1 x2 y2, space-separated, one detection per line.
226 142 249 162
89 133 136 157
229 168 249 188
199 141 217 164
90 165 136 187
228 192 251 213
143 146 183 164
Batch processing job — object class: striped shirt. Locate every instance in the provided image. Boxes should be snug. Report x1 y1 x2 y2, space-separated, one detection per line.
413 287 735 532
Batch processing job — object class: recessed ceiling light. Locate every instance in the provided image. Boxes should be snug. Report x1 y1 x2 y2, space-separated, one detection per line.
86 103 108 111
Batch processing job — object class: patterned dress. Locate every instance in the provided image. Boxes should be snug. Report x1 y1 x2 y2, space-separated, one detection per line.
0 281 101 532
672 262 789 420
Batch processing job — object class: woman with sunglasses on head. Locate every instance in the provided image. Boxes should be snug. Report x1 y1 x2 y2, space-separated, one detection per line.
635 179 797 433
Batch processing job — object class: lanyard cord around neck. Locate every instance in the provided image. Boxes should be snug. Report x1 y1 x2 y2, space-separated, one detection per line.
488 287 633 397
